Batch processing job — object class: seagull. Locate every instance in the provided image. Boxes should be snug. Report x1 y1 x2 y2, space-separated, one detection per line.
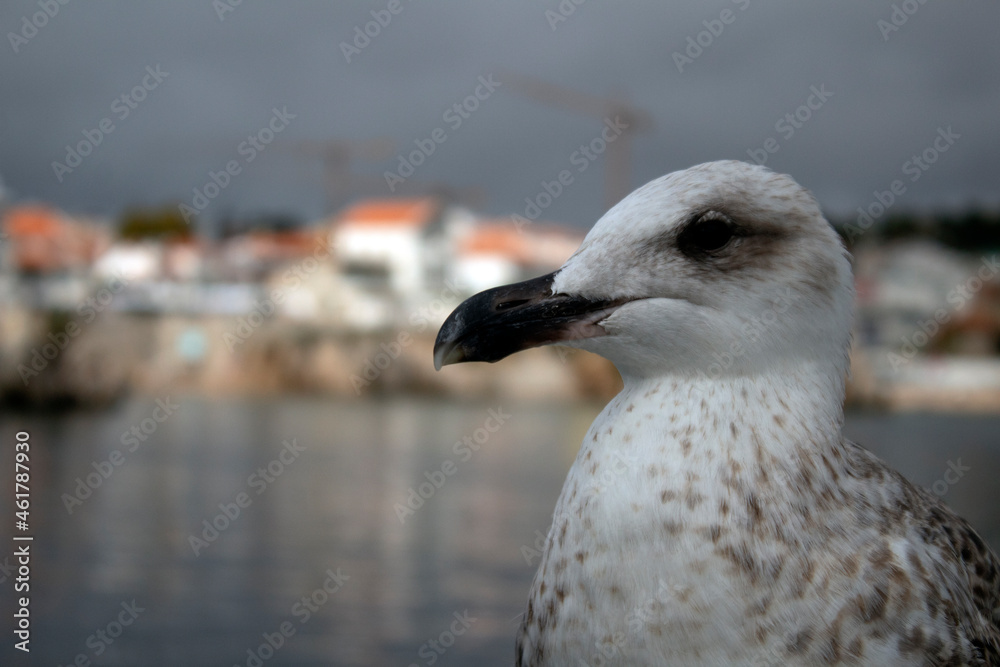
434 161 1000 666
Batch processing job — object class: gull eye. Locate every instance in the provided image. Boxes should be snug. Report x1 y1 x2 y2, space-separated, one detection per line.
679 211 737 256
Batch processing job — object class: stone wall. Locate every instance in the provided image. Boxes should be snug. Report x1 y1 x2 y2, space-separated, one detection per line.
0 308 622 407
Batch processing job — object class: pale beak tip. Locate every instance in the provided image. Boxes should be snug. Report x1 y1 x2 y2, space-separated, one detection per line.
433 342 466 371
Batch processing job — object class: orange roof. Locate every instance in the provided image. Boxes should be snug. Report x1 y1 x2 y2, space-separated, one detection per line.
460 224 530 258
335 198 437 228
459 222 584 267
2 205 63 238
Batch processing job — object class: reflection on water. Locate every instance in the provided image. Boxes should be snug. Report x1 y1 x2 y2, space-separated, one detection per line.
0 398 998 666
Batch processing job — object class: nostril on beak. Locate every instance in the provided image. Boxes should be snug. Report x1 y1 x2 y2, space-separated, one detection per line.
495 298 530 312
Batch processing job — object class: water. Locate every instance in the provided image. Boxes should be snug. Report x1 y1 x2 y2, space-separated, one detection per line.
1 397 998 666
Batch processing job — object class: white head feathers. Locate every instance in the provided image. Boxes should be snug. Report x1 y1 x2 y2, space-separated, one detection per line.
553 160 854 382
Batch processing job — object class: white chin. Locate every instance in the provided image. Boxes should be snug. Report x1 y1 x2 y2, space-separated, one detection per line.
554 298 724 377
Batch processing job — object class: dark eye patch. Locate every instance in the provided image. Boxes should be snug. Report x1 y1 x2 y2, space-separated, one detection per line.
677 210 740 258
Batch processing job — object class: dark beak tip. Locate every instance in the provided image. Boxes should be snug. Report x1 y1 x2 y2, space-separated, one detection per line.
431 271 570 371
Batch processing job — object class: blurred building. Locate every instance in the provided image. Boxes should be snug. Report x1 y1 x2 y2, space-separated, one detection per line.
1 204 109 275
0 204 111 309
849 240 1000 411
931 281 1000 357
328 197 474 330
854 241 973 349
332 198 471 297
327 199 585 330
453 221 583 294
214 228 321 283
93 241 163 282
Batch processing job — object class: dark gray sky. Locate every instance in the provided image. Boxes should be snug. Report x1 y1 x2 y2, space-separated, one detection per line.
2 1 998 232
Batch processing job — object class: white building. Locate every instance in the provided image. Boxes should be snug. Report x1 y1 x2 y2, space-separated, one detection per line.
452 221 583 295
331 198 476 326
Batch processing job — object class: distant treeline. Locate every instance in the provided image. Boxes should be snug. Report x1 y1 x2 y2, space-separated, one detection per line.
831 208 1000 252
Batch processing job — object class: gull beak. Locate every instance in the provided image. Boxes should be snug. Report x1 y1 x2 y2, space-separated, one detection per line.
433 271 627 370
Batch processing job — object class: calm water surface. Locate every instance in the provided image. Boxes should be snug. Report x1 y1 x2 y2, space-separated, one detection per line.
0 397 998 666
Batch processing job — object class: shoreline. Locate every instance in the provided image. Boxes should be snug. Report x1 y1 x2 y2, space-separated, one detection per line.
2 308 999 413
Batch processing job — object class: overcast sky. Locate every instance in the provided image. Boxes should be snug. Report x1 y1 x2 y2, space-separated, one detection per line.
2 1 998 233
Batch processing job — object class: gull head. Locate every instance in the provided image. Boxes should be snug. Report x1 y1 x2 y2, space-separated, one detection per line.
434 160 853 382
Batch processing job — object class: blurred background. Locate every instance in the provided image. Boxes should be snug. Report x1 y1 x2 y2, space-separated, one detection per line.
1 2 999 665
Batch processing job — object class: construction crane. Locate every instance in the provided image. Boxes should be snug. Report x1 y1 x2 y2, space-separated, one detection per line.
282 138 394 214
285 138 486 213
502 71 654 210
